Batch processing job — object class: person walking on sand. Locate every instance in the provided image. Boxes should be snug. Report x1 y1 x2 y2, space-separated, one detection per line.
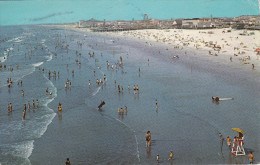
248 152 255 164
65 158 71 165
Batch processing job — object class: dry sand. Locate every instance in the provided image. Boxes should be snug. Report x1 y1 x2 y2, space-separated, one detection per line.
108 28 260 72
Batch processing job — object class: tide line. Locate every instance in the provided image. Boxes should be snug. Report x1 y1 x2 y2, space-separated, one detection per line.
103 114 141 163
92 86 101 96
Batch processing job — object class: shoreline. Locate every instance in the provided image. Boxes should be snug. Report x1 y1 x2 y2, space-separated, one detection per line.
47 25 260 76
107 29 260 74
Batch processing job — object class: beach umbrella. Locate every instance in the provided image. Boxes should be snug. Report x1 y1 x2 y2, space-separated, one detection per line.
232 128 245 134
255 48 260 52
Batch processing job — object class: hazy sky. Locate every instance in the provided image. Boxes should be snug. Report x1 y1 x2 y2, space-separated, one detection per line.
0 0 259 25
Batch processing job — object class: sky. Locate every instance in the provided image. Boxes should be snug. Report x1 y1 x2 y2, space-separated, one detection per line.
0 0 259 26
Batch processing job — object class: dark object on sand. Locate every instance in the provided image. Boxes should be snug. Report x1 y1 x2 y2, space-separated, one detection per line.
98 101 105 109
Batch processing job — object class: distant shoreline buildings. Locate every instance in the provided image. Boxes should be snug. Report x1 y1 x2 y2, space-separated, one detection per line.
77 15 260 31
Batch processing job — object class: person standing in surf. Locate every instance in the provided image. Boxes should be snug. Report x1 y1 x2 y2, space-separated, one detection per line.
248 152 255 164
226 136 232 149
168 150 174 160
65 158 71 165
219 133 224 152
146 131 151 147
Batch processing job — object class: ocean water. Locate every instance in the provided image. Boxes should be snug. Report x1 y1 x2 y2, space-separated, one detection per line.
0 0 259 26
1 25 259 164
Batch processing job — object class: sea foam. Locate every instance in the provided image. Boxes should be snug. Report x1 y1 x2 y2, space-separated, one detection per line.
32 62 43 67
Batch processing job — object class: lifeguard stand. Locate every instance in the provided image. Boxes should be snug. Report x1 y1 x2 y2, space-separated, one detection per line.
231 139 245 156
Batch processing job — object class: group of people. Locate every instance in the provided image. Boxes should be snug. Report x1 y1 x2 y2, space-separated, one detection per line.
133 85 140 91
219 132 255 164
46 88 53 96
146 131 174 163
7 87 40 119
22 99 40 119
0 63 7 69
221 132 244 149
65 79 72 88
96 79 104 86
7 78 13 88
117 106 128 115
48 70 59 80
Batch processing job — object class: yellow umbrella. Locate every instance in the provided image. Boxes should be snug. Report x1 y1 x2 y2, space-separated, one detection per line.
232 128 245 134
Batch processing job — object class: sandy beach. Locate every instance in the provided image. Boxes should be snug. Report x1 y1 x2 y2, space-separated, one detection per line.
105 28 260 71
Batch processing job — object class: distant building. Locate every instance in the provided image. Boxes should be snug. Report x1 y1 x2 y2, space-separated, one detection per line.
77 15 259 31
174 19 183 28
78 18 103 28
182 19 199 29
